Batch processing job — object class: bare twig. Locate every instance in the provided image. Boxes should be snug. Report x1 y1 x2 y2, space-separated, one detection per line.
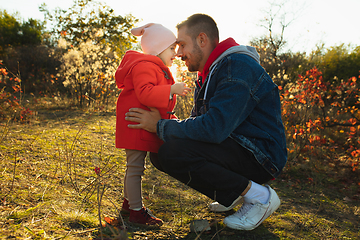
4 151 18 199
0 120 11 150
97 183 106 240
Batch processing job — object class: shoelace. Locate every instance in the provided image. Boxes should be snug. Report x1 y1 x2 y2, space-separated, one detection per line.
234 202 254 217
140 208 151 219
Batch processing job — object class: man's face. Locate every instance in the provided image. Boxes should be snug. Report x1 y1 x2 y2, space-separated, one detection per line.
176 26 203 72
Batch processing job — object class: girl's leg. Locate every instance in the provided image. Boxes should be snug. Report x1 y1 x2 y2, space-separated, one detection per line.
124 149 147 210
124 150 163 227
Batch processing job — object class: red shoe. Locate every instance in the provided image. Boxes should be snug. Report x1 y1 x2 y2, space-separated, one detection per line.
129 207 163 228
120 198 130 216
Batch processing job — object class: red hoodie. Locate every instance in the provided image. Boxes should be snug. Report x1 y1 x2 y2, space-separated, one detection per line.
198 38 239 86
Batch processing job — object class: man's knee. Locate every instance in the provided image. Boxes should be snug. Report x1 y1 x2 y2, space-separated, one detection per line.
158 139 184 171
149 152 163 172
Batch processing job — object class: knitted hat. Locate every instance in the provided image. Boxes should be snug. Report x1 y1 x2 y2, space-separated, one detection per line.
131 23 176 56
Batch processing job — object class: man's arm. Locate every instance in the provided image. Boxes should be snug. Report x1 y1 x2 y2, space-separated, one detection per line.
125 107 161 133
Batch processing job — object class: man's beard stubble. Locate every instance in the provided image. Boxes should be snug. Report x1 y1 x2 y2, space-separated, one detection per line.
183 43 203 72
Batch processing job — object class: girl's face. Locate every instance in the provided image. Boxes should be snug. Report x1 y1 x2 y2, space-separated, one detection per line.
158 43 177 67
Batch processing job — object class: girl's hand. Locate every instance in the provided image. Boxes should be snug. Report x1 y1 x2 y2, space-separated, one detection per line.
171 82 191 96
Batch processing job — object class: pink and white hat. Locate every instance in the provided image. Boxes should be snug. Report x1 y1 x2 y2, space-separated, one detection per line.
131 23 176 56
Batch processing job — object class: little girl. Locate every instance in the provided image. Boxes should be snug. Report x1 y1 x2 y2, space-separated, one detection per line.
115 23 190 227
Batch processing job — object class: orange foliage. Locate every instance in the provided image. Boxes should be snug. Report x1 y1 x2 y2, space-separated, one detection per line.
281 67 360 171
0 61 33 123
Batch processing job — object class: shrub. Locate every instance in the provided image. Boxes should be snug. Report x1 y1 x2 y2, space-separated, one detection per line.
282 67 360 171
59 30 120 108
0 61 33 122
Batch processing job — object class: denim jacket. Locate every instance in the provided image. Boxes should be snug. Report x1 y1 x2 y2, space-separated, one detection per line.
157 46 287 178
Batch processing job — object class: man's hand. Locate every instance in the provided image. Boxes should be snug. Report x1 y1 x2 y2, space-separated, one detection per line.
125 107 161 133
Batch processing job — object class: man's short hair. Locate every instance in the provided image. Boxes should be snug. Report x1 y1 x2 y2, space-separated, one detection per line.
176 14 219 44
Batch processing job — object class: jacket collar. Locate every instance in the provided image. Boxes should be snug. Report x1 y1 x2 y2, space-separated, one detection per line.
199 38 239 84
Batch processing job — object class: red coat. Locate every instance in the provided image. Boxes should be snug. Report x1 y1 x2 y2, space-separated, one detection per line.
115 50 176 153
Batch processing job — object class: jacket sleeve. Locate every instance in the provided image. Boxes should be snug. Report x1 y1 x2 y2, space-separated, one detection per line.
132 62 172 109
157 58 260 144
157 81 256 143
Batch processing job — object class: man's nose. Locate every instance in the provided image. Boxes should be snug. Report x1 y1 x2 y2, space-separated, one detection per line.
176 49 183 57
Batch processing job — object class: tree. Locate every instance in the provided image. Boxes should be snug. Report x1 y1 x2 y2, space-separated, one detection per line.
309 44 360 84
251 37 309 88
39 0 138 57
59 32 119 108
38 0 140 107
0 10 43 51
2 45 63 95
19 18 44 45
250 0 307 87
0 10 59 96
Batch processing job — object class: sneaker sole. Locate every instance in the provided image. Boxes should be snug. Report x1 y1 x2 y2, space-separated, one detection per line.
209 196 243 212
120 209 130 217
224 186 280 230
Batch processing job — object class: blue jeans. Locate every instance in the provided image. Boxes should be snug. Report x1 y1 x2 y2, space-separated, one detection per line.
150 137 273 207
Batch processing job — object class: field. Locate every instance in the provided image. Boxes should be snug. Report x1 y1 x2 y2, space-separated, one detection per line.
1 107 359 239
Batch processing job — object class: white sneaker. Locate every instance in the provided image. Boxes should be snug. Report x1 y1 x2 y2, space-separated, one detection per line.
223 185 280 230
209 195 243 212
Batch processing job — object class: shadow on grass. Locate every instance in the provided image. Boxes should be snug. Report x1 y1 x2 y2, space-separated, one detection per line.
181 225 280 240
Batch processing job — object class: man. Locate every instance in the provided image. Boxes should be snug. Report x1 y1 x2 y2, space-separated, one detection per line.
125 14 287 231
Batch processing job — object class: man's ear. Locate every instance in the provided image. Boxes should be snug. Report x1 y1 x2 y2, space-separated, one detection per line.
197 32 208 48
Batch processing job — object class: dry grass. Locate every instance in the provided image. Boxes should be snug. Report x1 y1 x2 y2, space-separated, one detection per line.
0 108 359 239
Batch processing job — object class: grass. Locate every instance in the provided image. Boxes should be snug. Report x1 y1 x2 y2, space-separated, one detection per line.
0 107 359 239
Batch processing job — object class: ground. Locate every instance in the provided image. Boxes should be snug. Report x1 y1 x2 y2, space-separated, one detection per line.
0 109 359 239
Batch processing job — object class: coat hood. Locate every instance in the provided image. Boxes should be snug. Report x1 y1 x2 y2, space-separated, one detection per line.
210 45 260 70
201 43 261 101
200 38 239 82
115 50 169 89
199 38 260 85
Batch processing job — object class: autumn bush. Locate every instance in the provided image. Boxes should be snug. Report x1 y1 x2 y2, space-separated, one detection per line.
1 45 63 96
58 30 120 109
172 60 197 119
282 67 360 171
0 61 33 122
